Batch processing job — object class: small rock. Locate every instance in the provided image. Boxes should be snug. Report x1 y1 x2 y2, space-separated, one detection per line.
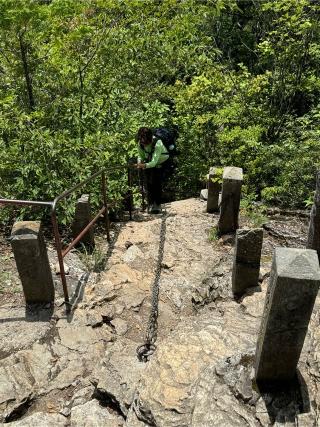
255 397 270 425
8 413 67 426
70 400 123 426
125 241 133 249
60 407 71 417
296 412 316 426
102 305 115 321
114 304 125 316
86 314 103 328
71 384 95 408
235 368 253 402
111 318 128 335
258 269 270 282
200 189 208 200
122 245 144 264
161 261 174 269
219 233 234 244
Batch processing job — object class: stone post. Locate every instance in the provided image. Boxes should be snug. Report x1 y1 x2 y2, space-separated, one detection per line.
207 167 221 213
232 228 263 296
218 167 243 235
72 194 95 248
307 171 320 258
255 247 320 388
10 221 54 304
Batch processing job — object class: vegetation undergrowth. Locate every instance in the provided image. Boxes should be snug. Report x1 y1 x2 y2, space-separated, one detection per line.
240 193 268 228
208 226 219 243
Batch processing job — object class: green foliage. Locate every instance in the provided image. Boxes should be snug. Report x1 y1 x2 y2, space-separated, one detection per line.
304 192 315 208
240 193 267 228
211 167 223 184
0 0 320 227
208 226 219 243
78 244 107 273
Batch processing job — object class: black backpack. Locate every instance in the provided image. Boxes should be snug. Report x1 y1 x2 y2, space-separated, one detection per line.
153 127 178 157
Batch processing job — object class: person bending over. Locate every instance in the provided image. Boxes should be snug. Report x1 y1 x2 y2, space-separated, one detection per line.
136 127 169 214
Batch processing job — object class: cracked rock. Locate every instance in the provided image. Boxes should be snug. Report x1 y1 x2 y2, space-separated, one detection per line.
93 339 146 416
8 412 68 426
70 399 124 426
111 318 128 336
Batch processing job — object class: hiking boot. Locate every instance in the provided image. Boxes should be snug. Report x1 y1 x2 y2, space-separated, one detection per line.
150 203 161 214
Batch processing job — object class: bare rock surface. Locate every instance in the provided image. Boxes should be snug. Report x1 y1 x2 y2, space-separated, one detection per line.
129 305 259 427
70 399 123 426
7 412 67 426
0 198 319 426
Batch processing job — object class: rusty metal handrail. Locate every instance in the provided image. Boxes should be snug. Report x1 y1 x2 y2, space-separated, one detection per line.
0 163 135 310
0 199 53 208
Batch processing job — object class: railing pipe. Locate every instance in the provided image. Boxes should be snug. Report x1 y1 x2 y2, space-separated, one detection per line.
0 163 136 310
51 210 70 306
51 169 104 213
0 199 52 208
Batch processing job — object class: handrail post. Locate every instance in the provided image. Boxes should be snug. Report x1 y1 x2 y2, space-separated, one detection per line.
51 210 70 309
102 172 111 242
138 169 146 211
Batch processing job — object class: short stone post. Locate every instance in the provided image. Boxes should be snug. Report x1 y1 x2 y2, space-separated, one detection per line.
255 247 320 388
307 171 320 258
10 221 54 304
207 167 221 213
218 167 243 235
232 228 263 296
72 194 95 248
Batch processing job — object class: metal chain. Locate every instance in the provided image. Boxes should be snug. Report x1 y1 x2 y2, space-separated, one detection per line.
137 210 168 362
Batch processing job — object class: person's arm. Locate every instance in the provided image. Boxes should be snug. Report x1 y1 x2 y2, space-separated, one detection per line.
145 140 163 169
137 145 147 163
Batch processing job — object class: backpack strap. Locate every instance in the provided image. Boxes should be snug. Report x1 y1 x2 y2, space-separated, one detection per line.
140 137 170 165
153 136 169 155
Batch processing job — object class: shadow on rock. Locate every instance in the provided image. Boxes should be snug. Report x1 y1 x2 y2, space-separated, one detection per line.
65 222 124 323
256 370 310 424
205 351 312 426
25 302 54 321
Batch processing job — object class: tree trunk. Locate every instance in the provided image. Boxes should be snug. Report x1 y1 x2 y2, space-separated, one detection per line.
18 33 35 112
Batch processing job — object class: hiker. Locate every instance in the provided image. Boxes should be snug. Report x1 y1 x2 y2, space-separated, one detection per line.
136 126 175 214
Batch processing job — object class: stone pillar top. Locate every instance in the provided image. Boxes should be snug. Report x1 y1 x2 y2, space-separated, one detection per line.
11 221 41 237
275 247 320 280
237 227 262 235
223 167 243 181
79 194 90 203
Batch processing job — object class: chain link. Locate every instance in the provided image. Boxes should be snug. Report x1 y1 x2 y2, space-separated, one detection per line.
137 210 168 362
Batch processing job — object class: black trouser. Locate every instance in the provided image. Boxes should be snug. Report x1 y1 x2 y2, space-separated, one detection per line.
145 167 163 206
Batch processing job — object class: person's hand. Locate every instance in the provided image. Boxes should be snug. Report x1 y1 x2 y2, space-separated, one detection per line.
136 163 146 169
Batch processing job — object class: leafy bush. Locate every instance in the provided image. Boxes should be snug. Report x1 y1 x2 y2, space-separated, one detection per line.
1 0 320 227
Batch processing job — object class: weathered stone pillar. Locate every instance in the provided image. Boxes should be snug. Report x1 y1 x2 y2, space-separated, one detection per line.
207 167 221 213
218 167 243 235
255 247 320 388
72 194 95 248
232 228 263 296
307 171 320 258
10 221 54 304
